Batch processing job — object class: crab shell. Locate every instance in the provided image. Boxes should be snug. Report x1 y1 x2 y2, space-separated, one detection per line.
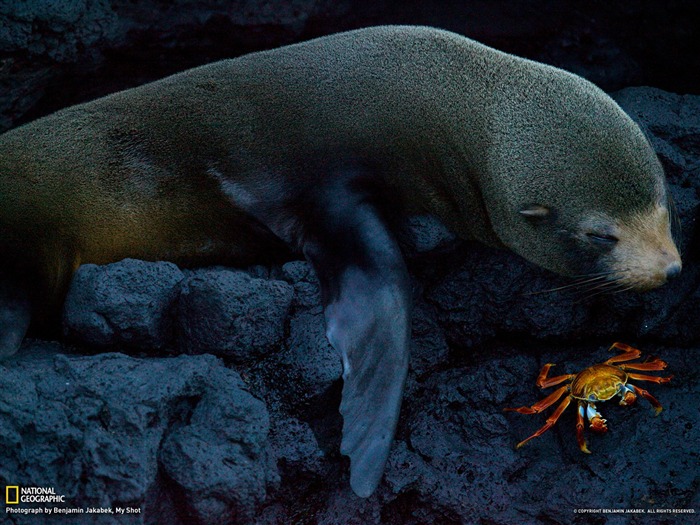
570 363 628 403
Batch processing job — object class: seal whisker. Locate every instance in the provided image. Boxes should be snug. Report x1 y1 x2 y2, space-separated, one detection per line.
578 279 621 293
610 284 638 295
523 273 615 296
570 270 633 298
570 270 619 279
573 277 637 302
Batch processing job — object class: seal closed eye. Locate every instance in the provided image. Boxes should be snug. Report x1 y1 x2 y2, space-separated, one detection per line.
0 25 680 497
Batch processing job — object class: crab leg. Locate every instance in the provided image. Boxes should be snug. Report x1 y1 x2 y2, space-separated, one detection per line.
576 403 590 453
627 372 673 384
619 357 668 371
605 342 641 364
535 363 576 388
505 385 569 414
630 384 665 415
514 395 572 449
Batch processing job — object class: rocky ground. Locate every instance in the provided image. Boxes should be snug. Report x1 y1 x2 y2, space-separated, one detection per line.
1 2 698 524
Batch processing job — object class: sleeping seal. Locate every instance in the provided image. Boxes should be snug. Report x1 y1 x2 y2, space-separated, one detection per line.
0 26 681 497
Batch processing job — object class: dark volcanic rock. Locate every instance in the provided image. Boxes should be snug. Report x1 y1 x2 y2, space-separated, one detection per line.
0 0 351 132
2 2 698 133
0 343 274 524
0 0 119 130
407 300 450 380
0 1 118 62
426 249 591 349
159 370 276 525
256 261 340 416
177 268 293 362
280 260 323 309
399 215 459 257
265 308 339 407
63 259 184 351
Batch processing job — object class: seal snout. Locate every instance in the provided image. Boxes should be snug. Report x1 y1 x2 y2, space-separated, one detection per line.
655 238 682 285
633 244 682 290
605 205 682 292
664 260 682 281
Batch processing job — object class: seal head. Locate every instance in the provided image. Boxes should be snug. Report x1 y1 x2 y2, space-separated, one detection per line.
482 64 681 290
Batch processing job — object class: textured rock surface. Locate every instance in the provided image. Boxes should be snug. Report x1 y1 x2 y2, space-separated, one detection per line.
399 215 459 257
0 0 351 131
63 259 184 351
0 345 273 524
177 268 294 362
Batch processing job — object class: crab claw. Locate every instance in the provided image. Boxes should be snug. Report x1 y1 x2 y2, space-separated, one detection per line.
590 416 608 433
586 404 608 433
620 390 636 406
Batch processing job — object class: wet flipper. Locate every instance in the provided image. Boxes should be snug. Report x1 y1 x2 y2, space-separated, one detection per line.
302 186 411 498
0 278 31 359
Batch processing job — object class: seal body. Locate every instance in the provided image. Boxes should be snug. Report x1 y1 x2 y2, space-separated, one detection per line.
0 26 680 496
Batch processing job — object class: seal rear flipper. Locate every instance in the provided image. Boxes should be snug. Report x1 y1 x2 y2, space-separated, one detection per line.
303 199 411 498
327 268 411 497
0 278 31 359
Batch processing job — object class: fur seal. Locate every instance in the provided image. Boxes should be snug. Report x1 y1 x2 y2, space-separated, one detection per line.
0 26 681 496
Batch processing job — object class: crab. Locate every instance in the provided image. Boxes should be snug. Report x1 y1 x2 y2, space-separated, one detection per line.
505 342 672 453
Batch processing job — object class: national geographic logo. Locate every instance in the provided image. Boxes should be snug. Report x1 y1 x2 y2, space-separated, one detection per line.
5 486 19 505
5 486 66 504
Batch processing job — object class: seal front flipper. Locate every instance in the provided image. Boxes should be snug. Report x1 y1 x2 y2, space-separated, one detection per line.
302 191 411 498
0 277 31 359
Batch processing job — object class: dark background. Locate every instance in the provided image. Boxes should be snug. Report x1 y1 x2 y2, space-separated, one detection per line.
1 0 699 132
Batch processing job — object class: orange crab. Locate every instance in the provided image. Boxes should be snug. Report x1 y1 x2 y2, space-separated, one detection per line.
505 342 672 453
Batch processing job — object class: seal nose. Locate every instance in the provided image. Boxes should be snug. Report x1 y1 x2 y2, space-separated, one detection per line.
665 261 682 280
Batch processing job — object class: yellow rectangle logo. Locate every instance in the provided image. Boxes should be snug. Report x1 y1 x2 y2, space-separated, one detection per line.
6 486 19 504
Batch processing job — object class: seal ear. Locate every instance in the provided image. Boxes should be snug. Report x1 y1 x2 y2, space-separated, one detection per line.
301 170 411 498
519 205 551 220
519 204 550 218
